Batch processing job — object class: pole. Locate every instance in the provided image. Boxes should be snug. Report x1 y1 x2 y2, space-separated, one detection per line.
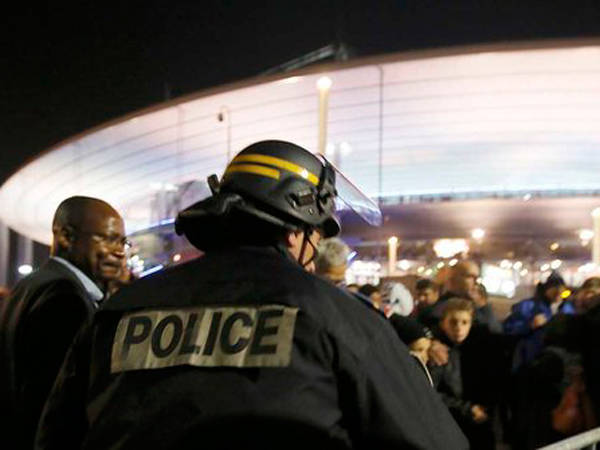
592 208 600 265
388 236 398 277
317 77 332 155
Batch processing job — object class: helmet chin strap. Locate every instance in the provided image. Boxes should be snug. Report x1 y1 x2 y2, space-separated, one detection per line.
297 226 318 269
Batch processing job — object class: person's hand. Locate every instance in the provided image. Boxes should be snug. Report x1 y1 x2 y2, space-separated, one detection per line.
471 405 489 423
531 313 548 329
428 339 449 366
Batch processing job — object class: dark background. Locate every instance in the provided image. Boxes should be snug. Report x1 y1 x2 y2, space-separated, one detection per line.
2 0 600 185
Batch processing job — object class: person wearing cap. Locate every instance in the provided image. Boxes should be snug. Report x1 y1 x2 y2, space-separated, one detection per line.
504 271 575 337
504 271 576 372
388 315 434 386
35 140 467 450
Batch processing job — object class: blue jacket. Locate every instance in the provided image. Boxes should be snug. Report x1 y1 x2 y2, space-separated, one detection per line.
503 297 576 337
504 295 576 371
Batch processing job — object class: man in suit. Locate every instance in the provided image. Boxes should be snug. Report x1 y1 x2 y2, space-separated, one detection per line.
0 196 126 450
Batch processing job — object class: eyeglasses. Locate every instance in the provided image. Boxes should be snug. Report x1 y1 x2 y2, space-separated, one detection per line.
77 231 132 250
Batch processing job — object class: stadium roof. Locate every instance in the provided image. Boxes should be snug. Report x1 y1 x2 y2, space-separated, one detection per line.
2 38 600 245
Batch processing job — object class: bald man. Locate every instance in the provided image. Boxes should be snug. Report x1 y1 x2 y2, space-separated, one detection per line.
419 261 502 333
0 196 126 450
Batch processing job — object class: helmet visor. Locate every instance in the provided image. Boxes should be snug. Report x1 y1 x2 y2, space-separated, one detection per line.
318 155 383 227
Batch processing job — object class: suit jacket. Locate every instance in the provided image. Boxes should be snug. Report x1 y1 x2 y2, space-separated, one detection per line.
0 258 98 450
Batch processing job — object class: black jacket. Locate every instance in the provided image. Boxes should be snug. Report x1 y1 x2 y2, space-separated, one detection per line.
0 258 98 450
36 247 467 450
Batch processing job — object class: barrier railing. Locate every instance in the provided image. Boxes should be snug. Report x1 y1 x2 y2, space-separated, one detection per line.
537 427 600 450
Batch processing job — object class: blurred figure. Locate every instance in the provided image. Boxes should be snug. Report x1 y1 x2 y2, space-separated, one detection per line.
385 282 414 317
574 276 600 314
504 272 574 336
431 299 499 450
419 261 479 330
419 260 500 332
504 272 576 371
471 283 503 334
446 260 480 300
0 196 126 450
346 283 359 293
388 314 434 385
314 237 350 286
413 278 440 317
389 315 433 365
359 283 382 310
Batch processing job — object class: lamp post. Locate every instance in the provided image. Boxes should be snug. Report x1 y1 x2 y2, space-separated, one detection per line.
592 208 600 264
218 106 232 163
388 236 398 277
317 77 332 155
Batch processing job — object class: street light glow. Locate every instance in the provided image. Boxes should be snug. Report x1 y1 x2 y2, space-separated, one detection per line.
471 228 485 240
317 76 332 90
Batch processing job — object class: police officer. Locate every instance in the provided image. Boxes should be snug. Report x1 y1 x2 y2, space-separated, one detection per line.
36 141 467 450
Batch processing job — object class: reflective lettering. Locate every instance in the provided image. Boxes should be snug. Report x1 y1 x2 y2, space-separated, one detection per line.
122 315 152 358
179 313 201 355
202 311 222 356
250 309 283 355
220 312 252 354
151 315 183 358
111 306 298 373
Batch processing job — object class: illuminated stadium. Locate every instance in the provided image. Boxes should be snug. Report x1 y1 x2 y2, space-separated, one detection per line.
3 39 600 292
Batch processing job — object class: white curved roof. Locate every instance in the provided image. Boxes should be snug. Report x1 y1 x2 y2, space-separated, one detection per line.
3 39 600 244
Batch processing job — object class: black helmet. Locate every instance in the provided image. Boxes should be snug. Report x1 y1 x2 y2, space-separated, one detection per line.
176 140 341 250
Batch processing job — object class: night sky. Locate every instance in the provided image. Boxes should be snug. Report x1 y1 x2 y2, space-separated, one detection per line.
2 0 600 185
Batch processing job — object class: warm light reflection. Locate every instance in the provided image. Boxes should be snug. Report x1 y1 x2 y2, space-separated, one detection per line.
471 228 486 240
434 239 469 259
316 76 332 90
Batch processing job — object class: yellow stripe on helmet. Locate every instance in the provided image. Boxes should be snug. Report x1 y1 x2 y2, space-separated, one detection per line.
224 164 280 181
231 153 319 185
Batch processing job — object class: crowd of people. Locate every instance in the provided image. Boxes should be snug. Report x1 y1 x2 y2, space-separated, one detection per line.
315 236 600 449
0 139 598 449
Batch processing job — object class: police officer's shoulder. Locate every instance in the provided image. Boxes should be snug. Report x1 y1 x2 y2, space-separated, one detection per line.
298 273 394 350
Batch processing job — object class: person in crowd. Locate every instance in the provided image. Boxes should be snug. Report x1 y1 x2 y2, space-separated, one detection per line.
346 283 359 293
35 141 467 450
471 283 503 334
504 272 574 336
412 278 440 317
358 283 383 310
388 314 434 385
573 276 600 314
314 237 350 286
0 196 126 450
389 314 433 365
384 282 414 317
419 260 501 333
509 313 583 449
314 239 377 311
430 298 499 450
504 272 576 370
